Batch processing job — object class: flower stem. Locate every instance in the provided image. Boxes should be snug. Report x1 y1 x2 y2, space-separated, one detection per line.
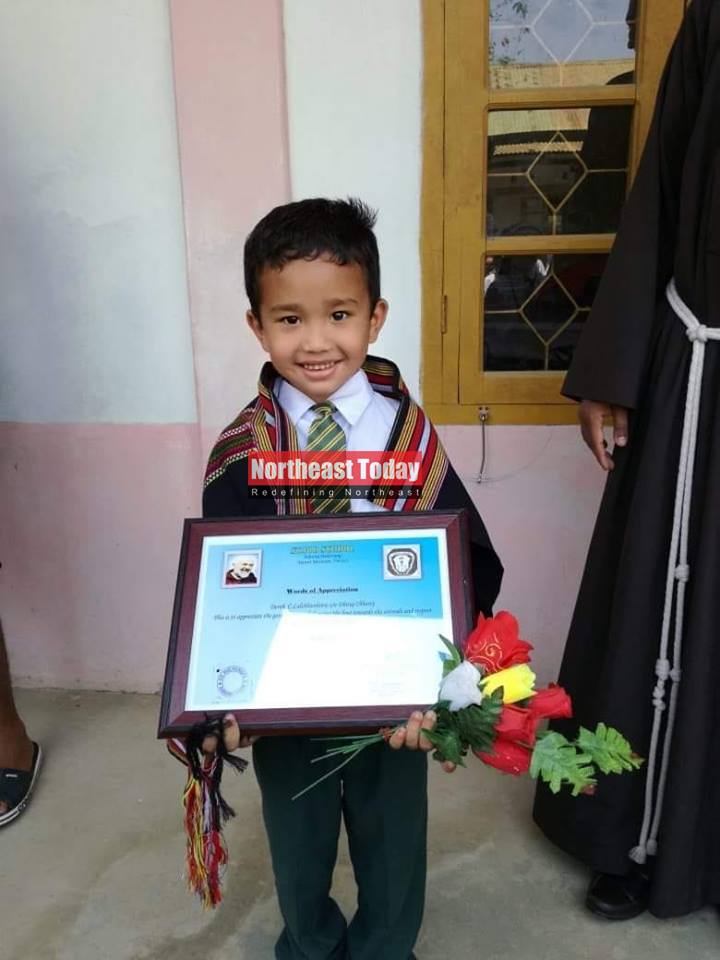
310 734 385 762
292 745 369 801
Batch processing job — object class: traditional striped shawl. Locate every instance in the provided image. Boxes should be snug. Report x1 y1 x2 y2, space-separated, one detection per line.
204 355 449 514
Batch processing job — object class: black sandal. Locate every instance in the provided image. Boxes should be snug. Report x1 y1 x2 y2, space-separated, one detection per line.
585 866 651 920
0 742 42 827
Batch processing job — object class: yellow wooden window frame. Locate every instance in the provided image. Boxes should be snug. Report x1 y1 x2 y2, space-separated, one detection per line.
421 0 686 425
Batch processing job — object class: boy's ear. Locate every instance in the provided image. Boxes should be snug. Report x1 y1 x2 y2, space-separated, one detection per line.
368 298 388 344
246 311 269 351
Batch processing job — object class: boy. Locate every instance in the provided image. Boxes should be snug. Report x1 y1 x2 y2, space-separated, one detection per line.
203 198 502 959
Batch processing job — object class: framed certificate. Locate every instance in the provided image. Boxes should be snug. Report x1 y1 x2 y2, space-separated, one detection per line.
158 510 474 737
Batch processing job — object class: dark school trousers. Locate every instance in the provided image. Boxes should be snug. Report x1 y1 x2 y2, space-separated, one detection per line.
253 735 428 960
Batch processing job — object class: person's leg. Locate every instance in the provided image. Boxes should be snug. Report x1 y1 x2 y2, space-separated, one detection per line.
253 736 348 960
0 619 34 816
343 743 427 960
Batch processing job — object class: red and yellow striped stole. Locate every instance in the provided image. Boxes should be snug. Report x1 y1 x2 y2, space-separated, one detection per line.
204 356 448 513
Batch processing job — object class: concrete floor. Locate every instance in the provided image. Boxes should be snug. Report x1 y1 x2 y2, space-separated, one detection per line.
2 690 718 960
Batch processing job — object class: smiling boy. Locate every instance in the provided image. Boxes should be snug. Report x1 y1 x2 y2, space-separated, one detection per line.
201 198 503 959
248 253 386 403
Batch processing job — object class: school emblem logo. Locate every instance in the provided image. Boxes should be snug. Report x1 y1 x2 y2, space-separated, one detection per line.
383 545 422 580
216 665 250 700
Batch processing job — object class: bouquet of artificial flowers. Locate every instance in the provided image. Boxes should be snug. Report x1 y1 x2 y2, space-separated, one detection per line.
293 611 642 799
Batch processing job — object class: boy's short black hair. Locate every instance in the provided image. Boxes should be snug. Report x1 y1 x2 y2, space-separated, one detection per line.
244 197 380 317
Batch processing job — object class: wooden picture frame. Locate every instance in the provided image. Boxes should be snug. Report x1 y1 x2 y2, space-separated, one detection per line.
158 510 474 737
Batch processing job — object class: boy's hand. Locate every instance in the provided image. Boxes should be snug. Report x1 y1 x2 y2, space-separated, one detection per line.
202 713 257 755
388 710 456 774
578 400 629 471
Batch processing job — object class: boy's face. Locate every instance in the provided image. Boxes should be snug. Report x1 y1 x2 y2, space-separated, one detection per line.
247 256 387 403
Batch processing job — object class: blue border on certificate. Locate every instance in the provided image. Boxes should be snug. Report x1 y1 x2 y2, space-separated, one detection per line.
185 528 453 711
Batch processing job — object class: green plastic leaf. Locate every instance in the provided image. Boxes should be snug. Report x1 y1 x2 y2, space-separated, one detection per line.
531 731 597 796
453 690 504 754
424 725 467 766
438 634 463 677
575 723 644 775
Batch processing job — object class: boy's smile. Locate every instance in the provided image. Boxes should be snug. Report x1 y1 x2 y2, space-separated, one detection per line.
247 257 387 402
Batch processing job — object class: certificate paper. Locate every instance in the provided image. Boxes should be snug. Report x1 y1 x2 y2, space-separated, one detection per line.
159 513 473 735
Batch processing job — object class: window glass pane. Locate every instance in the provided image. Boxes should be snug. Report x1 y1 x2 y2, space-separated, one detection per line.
483 253 607 371
487 106 632 236
490 0 637 88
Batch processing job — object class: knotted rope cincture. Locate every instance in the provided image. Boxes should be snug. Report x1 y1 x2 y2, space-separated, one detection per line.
629 279 720 864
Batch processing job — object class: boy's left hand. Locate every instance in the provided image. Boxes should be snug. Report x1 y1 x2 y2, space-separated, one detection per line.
388 710 456 773
202 713 257 755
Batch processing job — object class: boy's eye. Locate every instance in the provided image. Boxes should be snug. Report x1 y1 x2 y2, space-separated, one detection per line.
279 315 300 325
331 311 349 321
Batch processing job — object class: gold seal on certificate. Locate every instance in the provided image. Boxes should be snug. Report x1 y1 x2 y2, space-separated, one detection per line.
158 511 473 737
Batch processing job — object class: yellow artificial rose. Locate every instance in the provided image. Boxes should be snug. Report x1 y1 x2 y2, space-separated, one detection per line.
481 663 536 703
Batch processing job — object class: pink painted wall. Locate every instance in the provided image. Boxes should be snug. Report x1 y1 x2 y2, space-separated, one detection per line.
170 0 291 453
0 1 203 693
1 1 291 693
439 424 606 681
0 424 200 690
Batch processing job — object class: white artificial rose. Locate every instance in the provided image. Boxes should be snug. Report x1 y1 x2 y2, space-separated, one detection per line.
438 660 483 712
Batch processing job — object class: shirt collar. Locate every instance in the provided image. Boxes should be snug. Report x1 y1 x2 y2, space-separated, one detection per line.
275 369 375 428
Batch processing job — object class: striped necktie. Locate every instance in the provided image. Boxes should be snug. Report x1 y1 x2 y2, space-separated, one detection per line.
306 402 350 514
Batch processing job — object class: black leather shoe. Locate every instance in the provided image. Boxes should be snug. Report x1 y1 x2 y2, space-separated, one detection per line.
585 868 650 920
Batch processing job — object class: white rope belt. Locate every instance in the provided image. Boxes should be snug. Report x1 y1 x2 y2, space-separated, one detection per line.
629 279 720 865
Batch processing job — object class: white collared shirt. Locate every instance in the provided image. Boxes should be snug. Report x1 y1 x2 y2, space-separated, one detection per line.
275 370 399 512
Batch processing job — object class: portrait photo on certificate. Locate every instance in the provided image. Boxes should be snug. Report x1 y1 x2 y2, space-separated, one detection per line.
158 511 474 736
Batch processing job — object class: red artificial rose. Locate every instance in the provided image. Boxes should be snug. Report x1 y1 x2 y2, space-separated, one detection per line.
529 684 573 721
494 704 540 746
475 740 532 776
464 611 534 674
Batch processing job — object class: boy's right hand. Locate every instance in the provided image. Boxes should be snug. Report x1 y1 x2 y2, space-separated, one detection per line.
388 710 457 774
579 399 629 471
202 713 257 755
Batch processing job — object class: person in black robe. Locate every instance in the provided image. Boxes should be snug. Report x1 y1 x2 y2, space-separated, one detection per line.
533 0 720 920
